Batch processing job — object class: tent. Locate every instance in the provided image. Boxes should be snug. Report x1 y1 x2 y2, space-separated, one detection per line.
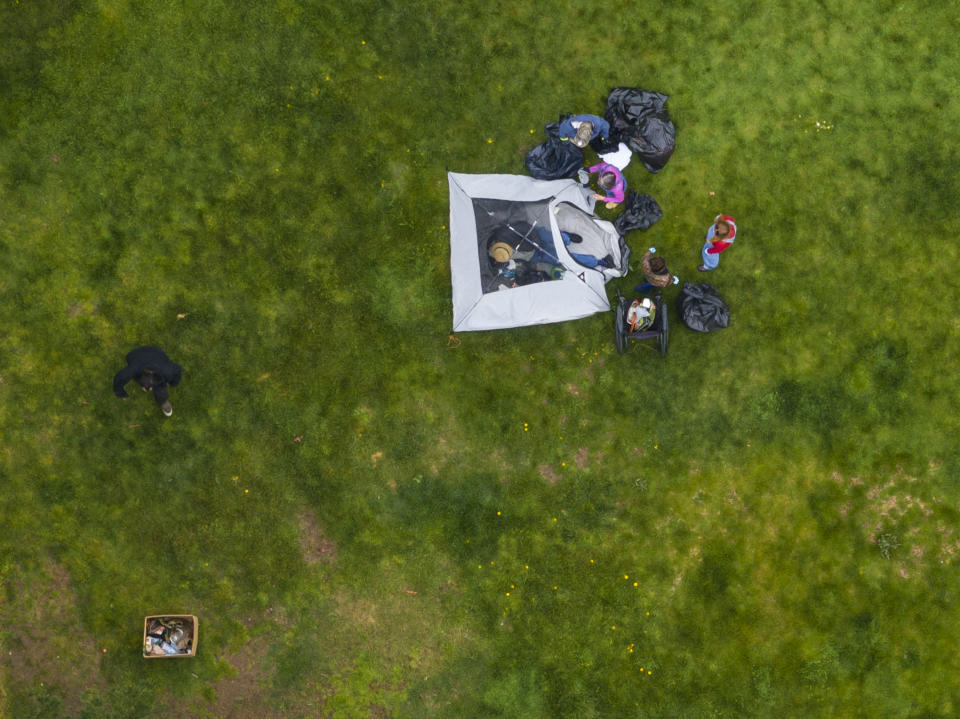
448 172 630 332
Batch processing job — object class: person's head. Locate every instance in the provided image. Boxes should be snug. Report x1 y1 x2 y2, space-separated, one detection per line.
489 241 514 265
137 369 158 391
599 172 617 190
649 256 668 275
572 122 593 148
714 218 731 237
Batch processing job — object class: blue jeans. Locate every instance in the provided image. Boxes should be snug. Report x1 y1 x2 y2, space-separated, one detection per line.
533 227 604 268
700 241 720 269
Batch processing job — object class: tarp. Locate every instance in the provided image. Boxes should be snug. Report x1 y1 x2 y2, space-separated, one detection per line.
449 173 630 332
677 283 729 332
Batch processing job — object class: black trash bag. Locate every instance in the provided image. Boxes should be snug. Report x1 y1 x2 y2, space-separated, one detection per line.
525 115 584 180
604 87 675 173
614 191 663 234
589 135 621 155
677 283 729 332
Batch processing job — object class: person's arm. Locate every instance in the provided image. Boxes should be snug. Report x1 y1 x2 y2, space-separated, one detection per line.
557 117 576 140
589 165 606 200
593 116 611 140
706 240 732 254
113 366 135 397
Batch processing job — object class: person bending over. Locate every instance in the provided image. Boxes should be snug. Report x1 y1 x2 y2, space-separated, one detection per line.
587 162 626 209
113 345 182 417
558 113 611 148
635 247 679 293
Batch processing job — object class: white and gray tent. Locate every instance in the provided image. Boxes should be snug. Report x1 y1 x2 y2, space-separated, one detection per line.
448 172 630 332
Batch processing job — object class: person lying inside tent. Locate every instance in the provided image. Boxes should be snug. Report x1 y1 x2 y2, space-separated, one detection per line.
534 227 614 269
487 230 563 289
485 222 614 290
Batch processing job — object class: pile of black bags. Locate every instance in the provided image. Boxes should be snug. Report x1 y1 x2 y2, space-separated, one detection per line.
677 283 730 332
525 115 584 181
604 87 676 174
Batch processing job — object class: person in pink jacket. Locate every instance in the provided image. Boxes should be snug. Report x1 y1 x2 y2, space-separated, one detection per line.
586 162 626 208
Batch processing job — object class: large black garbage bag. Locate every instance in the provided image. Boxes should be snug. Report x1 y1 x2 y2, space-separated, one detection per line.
604 87 675 173
589 135 621 155
614 191 663 234
678 283 729 332
525 116 584 180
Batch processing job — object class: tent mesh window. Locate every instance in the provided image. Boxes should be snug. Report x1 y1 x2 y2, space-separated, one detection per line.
473 198 562 294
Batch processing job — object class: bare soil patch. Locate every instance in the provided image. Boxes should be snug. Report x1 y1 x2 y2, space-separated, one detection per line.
538 463 560 484
0 560 106 716
297 511 338 567
574 446 590 469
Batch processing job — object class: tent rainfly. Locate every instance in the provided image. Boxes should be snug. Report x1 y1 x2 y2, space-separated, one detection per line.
448 172 630 332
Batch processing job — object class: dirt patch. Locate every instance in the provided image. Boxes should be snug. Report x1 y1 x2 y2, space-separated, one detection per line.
538 463 560 484
836 465 953 573
0 560 107 716
388 161 410 193
152 633 288 719
297 511 338 566
67 301 99 317
334 590 379 627
209 635 286 719
574 446 590 469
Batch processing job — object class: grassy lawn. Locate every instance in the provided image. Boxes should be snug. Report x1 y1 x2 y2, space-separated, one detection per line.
2 1 959 717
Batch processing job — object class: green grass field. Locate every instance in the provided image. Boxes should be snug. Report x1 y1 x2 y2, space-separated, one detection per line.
2 1 960 717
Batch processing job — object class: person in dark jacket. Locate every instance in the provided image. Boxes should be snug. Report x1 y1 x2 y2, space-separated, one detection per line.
558 114 611 148
113 346 182 416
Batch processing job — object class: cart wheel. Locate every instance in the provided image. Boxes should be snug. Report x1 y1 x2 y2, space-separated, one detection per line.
659 302 669 357
615 296 628 355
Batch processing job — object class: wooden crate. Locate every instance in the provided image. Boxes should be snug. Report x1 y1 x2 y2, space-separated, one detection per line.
142 614 198 658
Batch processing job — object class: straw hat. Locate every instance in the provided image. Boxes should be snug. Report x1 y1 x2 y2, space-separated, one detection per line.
489 241 514 264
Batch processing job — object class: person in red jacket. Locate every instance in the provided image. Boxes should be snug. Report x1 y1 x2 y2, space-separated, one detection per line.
698 214 736 271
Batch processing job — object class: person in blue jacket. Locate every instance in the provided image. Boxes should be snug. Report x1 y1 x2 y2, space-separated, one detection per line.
113 345 182 417
558 114 611 148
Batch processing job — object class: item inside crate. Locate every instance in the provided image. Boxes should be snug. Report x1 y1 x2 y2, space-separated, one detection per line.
143 615 196 657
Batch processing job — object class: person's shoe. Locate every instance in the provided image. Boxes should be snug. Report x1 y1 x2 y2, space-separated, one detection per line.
161 401 173 417
577 168 589 185
697 265 711 272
